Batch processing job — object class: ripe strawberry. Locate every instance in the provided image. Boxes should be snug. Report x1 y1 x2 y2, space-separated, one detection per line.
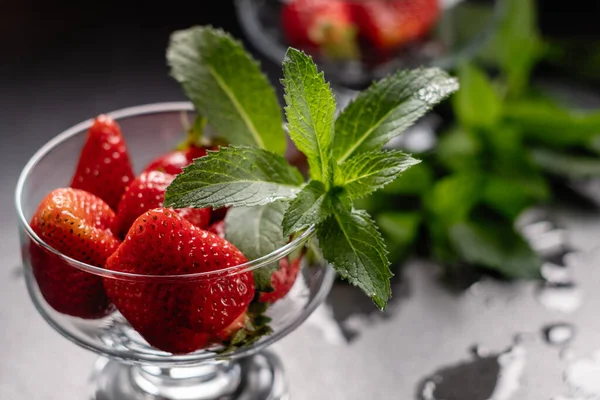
29 188 120 318
211 312 248 343
115 171 210 237
350 0 440 53
71 115 135 210
259 257 301 303
104 208 255 354
281 0 359 60
143 145 210 175
207 220 225 239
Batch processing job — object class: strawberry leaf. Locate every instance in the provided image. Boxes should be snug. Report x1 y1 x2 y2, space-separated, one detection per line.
339 150 420 200
224 202 288 291
168 26 286 155
164 146 303 209
282 48 336 184
333 68 458 163
282 180 333 237
317 205 391 310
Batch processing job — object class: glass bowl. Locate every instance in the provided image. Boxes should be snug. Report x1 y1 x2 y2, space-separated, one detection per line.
235 0 499 90
15 102 335 400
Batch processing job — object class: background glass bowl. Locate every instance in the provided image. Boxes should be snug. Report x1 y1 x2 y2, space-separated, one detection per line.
15 102 335 399
236 0 500 90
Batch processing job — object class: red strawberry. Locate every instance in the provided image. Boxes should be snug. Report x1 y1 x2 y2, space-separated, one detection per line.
143 145 210 175
71 115 135 210
282 0 359 60
145 328 211 355
115 170 210 237
104 208 255 354
29 188 120 318
207 220 226 239
211 312 248 343
350 0 440 53
259 257 301 303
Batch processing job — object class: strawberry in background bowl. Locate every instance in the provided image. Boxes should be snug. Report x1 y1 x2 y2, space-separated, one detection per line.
281 0 440 63
237 0 497 89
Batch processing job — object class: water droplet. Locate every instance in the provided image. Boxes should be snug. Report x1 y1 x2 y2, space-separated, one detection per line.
541 262 571 284
470 344 491 358
542 323 575 347
417 78 459 105
535 282 582 313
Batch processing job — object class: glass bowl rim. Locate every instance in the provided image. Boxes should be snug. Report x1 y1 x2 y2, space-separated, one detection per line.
15 101 315 282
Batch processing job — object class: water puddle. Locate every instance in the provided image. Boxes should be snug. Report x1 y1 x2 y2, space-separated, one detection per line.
417 342 526 400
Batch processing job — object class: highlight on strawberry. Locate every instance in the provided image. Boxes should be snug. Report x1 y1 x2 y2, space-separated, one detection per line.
25 25 457 355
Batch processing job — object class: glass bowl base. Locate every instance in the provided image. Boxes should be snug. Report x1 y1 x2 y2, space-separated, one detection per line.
89 351 288 400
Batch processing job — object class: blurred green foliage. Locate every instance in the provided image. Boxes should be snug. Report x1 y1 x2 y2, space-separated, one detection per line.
363 0 600 279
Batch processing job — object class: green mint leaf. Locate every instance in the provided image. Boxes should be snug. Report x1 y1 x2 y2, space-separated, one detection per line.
339 150 420 200
531 148 600 178
482 173 549 219
376 211 421 247
224 202 288 291
164 146 303 209
450 220 542 279
504 101 600 147
333 68 458 163
282 180 332 237
167 26 286 155
452 63 502 128
317 205 391 310
436 126 482 172
492 0 545 95
376 211 422 262
282 48 335 183
425 173 482 226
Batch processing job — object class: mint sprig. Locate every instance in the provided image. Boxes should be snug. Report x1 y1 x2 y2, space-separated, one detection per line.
165 27 458 309
168 26 287 155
